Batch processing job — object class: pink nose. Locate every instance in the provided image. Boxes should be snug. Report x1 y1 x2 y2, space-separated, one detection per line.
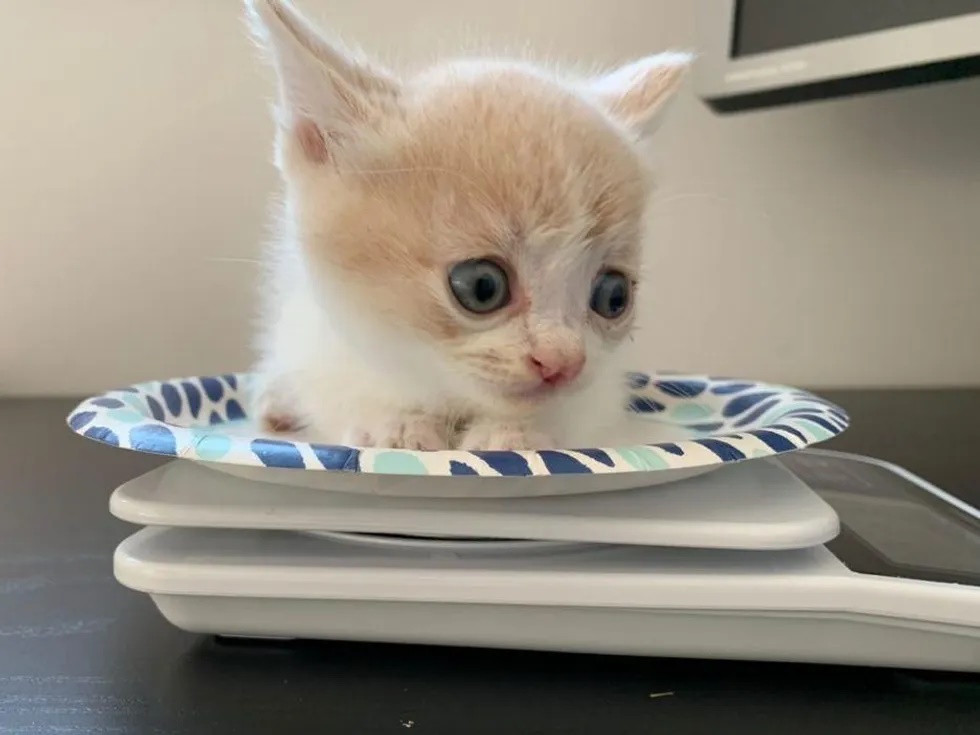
529 350 585 387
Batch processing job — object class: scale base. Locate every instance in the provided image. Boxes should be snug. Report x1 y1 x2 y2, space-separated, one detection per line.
114 525 980 673
156 595 979 673
108 452 980 672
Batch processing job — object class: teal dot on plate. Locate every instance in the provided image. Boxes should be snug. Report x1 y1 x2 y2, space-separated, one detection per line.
372 451 429 475
106 408 147 424
803 424 832 442
194 433 233 461
122 394 148 412
618 446 669 471
671 403 714 422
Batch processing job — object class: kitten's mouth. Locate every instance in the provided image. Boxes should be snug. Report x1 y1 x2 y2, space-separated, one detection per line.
507 384 551 401
499 379 580 404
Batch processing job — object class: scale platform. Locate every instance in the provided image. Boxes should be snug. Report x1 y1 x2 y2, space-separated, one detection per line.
110 451 980 672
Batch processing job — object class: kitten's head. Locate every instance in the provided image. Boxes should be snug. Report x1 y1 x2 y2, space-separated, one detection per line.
248 0 689 418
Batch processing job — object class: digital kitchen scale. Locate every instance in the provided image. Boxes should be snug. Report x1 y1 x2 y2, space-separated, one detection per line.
110 449 980 672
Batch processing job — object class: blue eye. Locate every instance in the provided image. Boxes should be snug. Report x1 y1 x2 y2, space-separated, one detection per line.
449 259 511 314
590 271 630 319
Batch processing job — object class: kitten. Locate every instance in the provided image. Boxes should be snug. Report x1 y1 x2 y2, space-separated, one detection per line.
246 0 689 450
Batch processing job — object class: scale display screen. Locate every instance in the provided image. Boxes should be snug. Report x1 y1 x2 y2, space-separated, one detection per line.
779 453 980 587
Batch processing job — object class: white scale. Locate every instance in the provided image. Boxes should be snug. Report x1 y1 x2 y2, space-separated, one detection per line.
111 450 980 672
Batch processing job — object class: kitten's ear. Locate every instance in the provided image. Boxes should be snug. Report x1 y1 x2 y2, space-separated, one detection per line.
588 52 693 140
245 0 401 165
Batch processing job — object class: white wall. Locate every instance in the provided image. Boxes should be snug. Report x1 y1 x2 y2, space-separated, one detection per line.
2 0 978 396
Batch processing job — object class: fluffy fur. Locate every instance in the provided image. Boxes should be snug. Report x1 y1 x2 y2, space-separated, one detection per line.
246 0 689 450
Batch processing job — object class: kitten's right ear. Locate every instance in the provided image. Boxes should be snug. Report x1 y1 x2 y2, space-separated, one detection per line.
245 0 400 165
587 52 692 140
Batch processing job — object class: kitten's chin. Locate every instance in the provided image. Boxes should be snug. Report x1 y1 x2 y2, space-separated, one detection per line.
472 377 588 415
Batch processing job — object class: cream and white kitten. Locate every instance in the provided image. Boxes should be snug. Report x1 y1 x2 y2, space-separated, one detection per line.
246 0 689 450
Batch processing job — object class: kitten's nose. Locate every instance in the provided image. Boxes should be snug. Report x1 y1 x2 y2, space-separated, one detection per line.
529 350 585 387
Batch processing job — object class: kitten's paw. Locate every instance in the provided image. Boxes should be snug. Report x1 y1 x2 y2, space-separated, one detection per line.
347 412 450 450
261 412 303 434
254 384 305 435
458 422 553 451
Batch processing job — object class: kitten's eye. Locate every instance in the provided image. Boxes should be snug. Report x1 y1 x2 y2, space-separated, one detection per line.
449 259 511 314
590 271 631 319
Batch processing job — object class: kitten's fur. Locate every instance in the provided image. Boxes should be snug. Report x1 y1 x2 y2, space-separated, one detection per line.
246 0 689 450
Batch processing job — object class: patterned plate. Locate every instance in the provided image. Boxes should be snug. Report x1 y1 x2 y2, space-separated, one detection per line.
66 371 848 496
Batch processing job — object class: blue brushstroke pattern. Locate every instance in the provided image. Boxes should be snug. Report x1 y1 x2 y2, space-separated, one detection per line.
732 397 781 428
225 399 246 422
91 398 124 409
129 424 177 455
656 379 707 398
575 448 615 466
160 383 182 416
629 396 666 413
181 381 202 418
84 426 119 447
711 382 755 395
768 423 808 442
789 414 840 434
687 422 724 433
251 439 305 468
722 391 777 418
68 412 96 431
695 439 746 462
539 450 591 474
145 396 165 421
449 460 479 476
626 372 650 389
472 451 532 476
750 429 796 453
200 377 224 402
311 444 359 471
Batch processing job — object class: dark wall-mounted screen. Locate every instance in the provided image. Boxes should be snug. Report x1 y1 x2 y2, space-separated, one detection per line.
733 0 980 57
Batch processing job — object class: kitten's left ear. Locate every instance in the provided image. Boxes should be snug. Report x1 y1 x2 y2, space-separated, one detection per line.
588 52 693 139
245 0 401 165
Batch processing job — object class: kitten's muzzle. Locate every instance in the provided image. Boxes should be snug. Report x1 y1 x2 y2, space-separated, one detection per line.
528 349 585 388
475 347 587 407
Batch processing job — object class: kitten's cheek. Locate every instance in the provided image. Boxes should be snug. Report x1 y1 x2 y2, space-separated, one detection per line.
593 319 634 345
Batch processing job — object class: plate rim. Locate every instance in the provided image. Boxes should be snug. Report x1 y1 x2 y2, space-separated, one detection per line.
66 371 850 478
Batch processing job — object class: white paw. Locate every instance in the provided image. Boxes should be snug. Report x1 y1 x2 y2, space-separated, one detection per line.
346 412 450 450
254 383 305 435
457 422 553 451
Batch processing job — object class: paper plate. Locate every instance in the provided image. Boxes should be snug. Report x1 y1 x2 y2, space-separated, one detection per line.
67 371 848 497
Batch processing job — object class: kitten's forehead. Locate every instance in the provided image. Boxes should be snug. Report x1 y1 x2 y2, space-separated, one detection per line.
389 64 650 255
306 63 648 342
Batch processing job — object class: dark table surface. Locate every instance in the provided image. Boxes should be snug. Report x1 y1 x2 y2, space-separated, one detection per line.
1 391 978 734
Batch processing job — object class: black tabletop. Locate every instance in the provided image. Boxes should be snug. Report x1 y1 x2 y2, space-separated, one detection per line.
1 392 978 734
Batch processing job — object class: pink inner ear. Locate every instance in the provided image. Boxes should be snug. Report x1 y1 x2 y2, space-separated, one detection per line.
611 65 683 126
295 118 329 164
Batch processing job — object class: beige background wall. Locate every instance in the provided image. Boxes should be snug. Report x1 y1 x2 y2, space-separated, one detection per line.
2 0 978 396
